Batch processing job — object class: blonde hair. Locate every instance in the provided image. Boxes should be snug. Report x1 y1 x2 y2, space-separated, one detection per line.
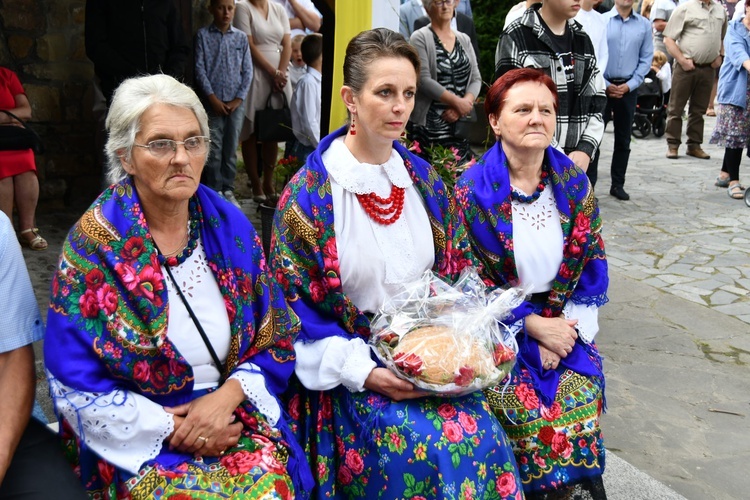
652 50 668 69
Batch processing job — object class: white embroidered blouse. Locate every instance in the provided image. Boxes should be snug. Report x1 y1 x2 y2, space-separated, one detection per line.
508 184 600 342
294 137 435 393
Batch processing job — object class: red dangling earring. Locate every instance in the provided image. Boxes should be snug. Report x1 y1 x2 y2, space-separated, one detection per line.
349 115 357 135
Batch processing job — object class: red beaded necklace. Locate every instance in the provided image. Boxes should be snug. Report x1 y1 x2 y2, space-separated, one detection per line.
356 185 405 225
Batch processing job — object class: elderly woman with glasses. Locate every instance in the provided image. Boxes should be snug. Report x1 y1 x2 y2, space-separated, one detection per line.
43 74 313 499
408 0 481 163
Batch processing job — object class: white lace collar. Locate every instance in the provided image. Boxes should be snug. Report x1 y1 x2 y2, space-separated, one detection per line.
323 136 413 196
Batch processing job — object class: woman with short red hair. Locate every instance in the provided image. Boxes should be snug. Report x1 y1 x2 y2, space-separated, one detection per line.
456 68 610 499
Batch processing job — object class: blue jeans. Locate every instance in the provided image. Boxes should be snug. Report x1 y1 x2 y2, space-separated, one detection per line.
205 104 244 193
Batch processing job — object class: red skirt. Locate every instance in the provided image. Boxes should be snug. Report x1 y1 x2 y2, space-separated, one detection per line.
0 149 36 180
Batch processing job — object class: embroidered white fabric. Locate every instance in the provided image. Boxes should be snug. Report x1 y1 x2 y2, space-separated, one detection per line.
165 239 281 425
510 185 599 341
48 374 173 476
229 363 281 426
163 238 230 390
322 136 434 310
295 336 377 392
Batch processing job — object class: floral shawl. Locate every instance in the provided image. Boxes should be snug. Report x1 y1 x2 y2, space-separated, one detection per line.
269 126 474 343
44 178 312 491
454 142 608 405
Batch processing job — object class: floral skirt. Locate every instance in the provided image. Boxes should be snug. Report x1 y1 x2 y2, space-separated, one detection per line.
60 422 296 499
287 382 524 499
484 368 605 498
709 77 750 150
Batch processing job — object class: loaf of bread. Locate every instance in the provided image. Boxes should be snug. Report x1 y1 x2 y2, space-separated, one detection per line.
391 325 496 386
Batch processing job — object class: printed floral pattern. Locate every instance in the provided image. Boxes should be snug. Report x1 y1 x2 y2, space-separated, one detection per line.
45 180 306 498
485 368 605 494
456 143 608 495
271 130 522 499
288 385 523 499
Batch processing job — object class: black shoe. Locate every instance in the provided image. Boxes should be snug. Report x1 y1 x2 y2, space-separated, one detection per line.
610 186 630 200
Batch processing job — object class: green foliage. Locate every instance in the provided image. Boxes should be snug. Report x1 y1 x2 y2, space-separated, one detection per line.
401 135 476 192
471 0 519 93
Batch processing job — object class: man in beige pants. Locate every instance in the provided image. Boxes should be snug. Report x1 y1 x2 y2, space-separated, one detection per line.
663 0 726 160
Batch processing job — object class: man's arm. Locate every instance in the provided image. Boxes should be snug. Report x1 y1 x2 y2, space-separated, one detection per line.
664 36 695 70
288 0 322 32
494 30 525 81
0 345 35 484
627 20 655 91
573 58 607 166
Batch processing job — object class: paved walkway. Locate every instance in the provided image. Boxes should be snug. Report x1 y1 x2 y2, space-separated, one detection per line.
20 115 749 499
594 116 749 500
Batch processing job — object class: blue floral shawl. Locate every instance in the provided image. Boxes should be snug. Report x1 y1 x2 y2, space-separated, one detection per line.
44 178 312 492
455 142 608 405
269 126 475 343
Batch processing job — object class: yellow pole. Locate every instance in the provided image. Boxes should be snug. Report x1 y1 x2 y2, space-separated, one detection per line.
329 0 372 133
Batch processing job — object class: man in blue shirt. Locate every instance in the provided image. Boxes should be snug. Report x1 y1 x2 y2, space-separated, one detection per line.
195 0 253 208
0 212 86 499
596 0 653 200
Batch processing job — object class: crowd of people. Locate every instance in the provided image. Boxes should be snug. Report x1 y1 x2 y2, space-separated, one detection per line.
2 0 749 498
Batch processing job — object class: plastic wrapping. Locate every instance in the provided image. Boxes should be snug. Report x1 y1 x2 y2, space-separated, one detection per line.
369 267 528 396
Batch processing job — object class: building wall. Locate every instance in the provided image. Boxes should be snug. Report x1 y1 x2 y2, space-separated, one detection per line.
0 0 210 205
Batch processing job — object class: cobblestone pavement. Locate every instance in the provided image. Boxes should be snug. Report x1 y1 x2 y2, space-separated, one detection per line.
594 115 750 324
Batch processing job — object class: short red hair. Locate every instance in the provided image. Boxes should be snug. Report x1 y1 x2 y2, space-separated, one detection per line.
485 68 558 118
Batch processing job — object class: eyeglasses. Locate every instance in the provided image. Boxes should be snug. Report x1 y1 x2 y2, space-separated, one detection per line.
133 136 211 158
433 0 456 6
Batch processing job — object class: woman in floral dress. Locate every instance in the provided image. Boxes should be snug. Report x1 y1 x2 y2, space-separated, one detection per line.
43 74 312 499
269 28 523 499
455 69 609 499
710 5 750 199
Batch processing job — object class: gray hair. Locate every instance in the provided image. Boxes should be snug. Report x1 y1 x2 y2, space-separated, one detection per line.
421 0 434 9
104 74 209 184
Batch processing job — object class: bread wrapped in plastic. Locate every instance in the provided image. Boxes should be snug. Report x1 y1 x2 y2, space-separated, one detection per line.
369 267 525 396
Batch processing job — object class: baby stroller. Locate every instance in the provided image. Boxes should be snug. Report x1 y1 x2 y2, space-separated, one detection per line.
632 69 666 139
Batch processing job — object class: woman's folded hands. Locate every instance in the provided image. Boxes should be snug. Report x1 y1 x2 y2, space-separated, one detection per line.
165 379 246 456
525 314 578 359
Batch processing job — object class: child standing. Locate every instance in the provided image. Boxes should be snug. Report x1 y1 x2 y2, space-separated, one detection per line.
290 33 322 163
652 50 671 104
288 34 307 91
194 0 252 209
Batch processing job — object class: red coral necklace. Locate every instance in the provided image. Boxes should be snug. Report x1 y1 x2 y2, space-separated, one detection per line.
356 184 405 225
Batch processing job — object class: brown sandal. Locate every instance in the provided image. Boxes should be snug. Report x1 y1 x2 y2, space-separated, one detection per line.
18 227 48 251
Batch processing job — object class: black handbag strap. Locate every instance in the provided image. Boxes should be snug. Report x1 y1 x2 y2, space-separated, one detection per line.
265 91 290 110
161 260 225 375
0 109 44 152
0 109 27 126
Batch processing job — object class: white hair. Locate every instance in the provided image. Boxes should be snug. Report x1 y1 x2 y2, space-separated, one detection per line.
104 74 209 184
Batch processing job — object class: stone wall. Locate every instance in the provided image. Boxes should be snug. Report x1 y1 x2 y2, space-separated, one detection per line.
0 0 211 206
